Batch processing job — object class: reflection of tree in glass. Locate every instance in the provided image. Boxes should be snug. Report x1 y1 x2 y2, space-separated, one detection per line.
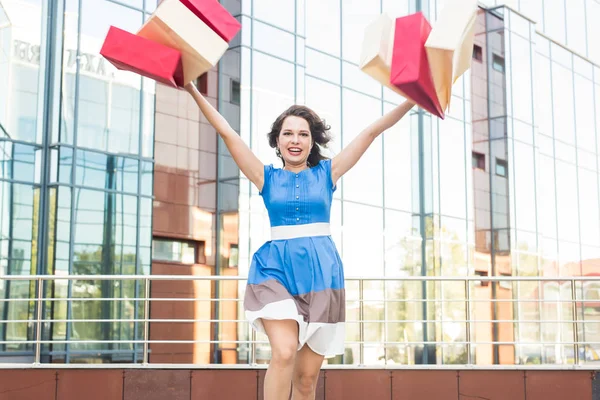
382 219 470 365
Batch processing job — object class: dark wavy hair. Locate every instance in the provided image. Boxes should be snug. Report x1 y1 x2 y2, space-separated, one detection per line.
267 105 332 167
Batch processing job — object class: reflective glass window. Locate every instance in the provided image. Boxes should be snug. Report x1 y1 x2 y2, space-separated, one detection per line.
342 201 383 276
305 77 341 155
588 0 600 63
543 0 566 43
253 21 295 62
510 34 533 124
551 62 575 145
152 238 197 264
535 55 553 136
251 52 295 162
306 48 340 85
565 0 587 57
574 74 595 150
253 0 295 32
579 168 600 246
383 103 413 212
341 89 382 206
555 161 579 242
512 142 536 232
0 182 38 351
341 0 380 63
75 150 138 194
306 0 340 56
439 118 467 219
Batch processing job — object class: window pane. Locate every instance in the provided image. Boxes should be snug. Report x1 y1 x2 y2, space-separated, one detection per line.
305 77 341 167
251 52 295 162
439 118 467 219
588 0 600 63
551 62 574 145
65 1 145 154
342 202 383 276
0 0 44 144
75 150 138 193
0 142 39 183
384 209 420 275
68 187 139 355
574 75 595 150
72 189 138 271
383 103 413 211
535 56 553 135
108 83 140 155
0 182 38 352
579 168 600 246
513 143 536 232
253 0 294 31
306 49 340 85
382 0 409 17
543 0 566 43
342 89 382 206
253 21 295 62
596 83 600 156
139 197 152 274
341 0 380 63
342 61 381 98
510 34 533 124
152 239 196 264
538 155 557 238
141 79 155 158
141 161 153 197
565 0 586 56
555 161 579 242
306 0 340 56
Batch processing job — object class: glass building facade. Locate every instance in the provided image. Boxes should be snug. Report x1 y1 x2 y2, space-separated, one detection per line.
1 0 600 366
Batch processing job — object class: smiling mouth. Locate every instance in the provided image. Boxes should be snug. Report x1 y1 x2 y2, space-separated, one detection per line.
287 148 302 156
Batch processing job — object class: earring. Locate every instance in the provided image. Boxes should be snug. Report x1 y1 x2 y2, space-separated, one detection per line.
276 147 282 157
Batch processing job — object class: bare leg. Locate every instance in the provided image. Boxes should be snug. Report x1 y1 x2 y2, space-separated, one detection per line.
291 344 324 400
262 319 299 400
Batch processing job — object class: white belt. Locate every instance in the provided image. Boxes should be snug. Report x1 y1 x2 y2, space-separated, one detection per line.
271 222 331 240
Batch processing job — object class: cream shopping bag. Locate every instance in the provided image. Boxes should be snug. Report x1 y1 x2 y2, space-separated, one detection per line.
425 0 478 112
137 0 228 84
359 13 414 101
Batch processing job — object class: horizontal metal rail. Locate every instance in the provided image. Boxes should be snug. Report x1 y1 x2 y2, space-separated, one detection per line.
0 275 598 369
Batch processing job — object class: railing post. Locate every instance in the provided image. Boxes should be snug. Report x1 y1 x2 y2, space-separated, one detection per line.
34 277 43 365
143 278 150 365
359 279 364 366
571 279 579 365
250 327 257 365
465 279 472 365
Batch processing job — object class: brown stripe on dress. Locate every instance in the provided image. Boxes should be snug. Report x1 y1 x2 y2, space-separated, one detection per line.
244 279 345 324
244 279 293 312
293 288 345 323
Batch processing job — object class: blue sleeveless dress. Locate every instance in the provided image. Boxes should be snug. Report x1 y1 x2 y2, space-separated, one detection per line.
244 159 345 358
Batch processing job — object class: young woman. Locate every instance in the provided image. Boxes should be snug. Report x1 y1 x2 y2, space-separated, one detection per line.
185 82 414 400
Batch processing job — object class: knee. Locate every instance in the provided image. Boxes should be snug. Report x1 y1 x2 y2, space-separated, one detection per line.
271 343 297 367
293 372 318 395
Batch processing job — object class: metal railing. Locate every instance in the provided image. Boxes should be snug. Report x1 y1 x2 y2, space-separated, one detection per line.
0 274 599 369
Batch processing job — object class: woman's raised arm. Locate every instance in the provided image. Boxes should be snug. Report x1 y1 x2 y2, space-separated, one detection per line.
185 82 265 191
331 100 414 184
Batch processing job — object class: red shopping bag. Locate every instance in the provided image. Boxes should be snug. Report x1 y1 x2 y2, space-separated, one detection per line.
100 26 184 87
390 12 444 119
179 0 241 42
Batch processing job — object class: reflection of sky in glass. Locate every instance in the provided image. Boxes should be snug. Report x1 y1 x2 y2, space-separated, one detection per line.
341 0 379 63
253 0 294 31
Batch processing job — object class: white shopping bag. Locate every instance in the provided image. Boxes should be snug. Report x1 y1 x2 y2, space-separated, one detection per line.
359 13 413 101
137 0 229 84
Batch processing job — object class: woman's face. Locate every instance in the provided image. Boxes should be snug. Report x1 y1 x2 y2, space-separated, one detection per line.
277 116 312 167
